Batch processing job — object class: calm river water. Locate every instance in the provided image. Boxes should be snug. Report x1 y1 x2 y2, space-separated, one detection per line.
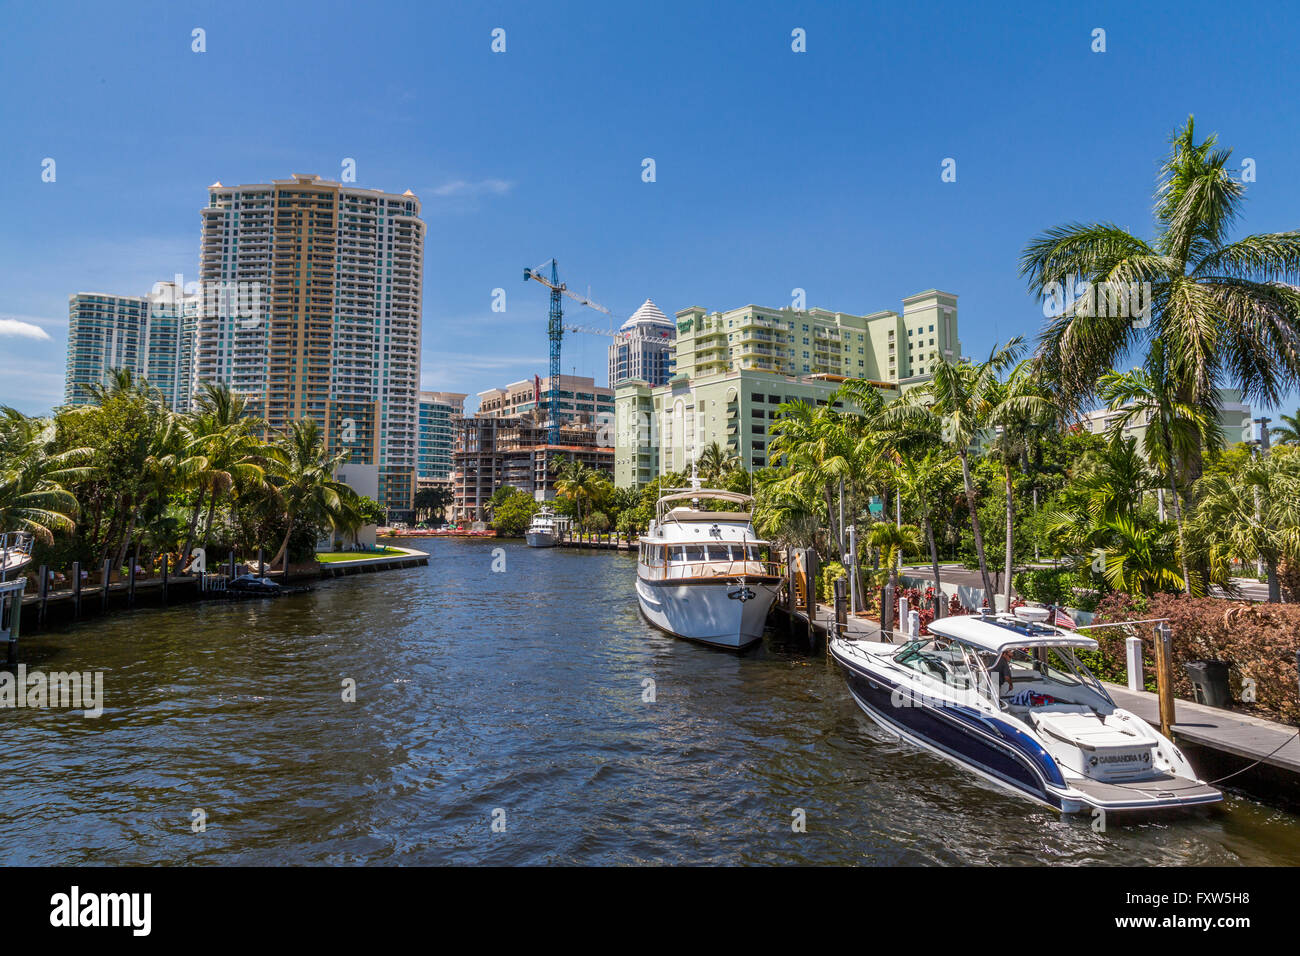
3 536 1299 865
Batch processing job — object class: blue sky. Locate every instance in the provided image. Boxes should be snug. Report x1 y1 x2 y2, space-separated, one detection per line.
2 0 1298 417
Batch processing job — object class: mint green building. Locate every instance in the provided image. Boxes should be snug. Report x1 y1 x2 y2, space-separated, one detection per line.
615 291 960 488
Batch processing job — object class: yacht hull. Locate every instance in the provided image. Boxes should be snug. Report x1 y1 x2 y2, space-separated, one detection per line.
636 576 778 650
829 641 1221 813
525 531 558 548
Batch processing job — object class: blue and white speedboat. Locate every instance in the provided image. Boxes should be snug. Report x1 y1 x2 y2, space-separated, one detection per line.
830 606 1222 813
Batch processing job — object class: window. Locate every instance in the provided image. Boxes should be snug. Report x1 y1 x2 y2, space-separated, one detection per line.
751 392 764 403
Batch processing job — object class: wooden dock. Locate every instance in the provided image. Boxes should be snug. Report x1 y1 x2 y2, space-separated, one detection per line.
557 533 632 551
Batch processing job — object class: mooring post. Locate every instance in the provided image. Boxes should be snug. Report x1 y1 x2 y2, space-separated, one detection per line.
2 580 25 666
1126 635 1143 692
909 609 920 638
161 552 169 603
1154 622 1176 737
257 548 264 577
38 564 48 628
846 524 857 614
784 546 794 639
101 558 111 611
883 582 895 640
229 552 235 579
833 575 847 643
804 547 820 643
128 544 139 608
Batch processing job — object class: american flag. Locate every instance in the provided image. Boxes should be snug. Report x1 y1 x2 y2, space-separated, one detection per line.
1053 607 1076 630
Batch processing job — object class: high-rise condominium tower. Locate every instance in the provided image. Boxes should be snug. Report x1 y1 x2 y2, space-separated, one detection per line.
65 281 198 410
194 174 425 514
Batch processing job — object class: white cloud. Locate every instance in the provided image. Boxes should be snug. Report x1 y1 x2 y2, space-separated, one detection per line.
0 318 52 340
430 178 514 198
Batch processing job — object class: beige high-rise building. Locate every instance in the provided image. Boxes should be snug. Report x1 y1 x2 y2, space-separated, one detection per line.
194 174 425 514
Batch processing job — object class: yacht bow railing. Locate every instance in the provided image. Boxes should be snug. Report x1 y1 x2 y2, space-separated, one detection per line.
641 557 784 582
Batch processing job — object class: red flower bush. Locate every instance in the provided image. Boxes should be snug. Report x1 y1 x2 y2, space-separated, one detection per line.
1093 593 1300 725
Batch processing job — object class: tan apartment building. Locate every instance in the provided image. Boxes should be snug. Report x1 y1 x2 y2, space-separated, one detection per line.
195 173 425 515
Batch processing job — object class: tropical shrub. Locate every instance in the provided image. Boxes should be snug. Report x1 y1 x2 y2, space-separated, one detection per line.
818 561 847 603
490 489 538 537
1092 592 1300 723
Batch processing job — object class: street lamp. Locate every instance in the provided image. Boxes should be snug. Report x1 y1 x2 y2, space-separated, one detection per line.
1254 416 1272 452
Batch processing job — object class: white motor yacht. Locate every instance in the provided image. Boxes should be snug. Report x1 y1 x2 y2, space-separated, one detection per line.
525 508 566 548
635 487 782 650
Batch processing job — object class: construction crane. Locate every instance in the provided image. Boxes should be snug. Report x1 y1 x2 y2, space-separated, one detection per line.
523 259 611 443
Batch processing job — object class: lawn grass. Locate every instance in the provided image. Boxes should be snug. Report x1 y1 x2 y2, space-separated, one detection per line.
315 547 407 563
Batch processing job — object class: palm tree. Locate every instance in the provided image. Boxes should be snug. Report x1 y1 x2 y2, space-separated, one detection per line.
263 419 354 567
1271 411 1300 445
180 384 269 563
1093 515 1189 597
1043 434 1157 563
1097 342 1223 594
879 338 1025 602
80 368 157 405
768 399 854 556
697 440 740 485
985 358 1058 610
892 443 960 616
1189 450 1300 602
866 520 922 631
1021 116 1300 469
551 457 613 531
752 468 820 549
0 408 92 544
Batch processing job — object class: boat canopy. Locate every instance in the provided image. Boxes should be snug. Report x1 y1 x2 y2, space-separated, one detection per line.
927 614 1099 655
656 489 754 508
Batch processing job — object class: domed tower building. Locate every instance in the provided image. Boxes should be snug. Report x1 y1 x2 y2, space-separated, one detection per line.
608 299 675 387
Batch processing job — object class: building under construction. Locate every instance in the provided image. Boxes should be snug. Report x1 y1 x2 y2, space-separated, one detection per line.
451 411 614 523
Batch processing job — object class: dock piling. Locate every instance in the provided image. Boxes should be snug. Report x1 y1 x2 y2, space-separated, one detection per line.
38 564 48 628
72 561 81 617
1126 636 1143 692
1154 622 1176 737
785 547 796 641
100 559 111 611
833 575 847 643
128 544 139 608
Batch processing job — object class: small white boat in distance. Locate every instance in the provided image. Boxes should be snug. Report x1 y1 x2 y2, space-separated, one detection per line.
635 487 782 650
829 606 1222 814
525 508 566 548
